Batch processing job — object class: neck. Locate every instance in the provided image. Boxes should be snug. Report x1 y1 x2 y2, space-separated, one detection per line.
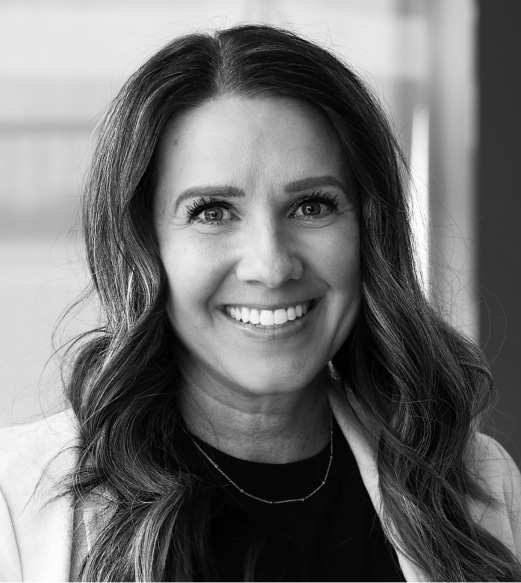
179 372 332 463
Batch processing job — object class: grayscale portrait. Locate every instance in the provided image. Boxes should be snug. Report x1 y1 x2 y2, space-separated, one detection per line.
1 1 519 581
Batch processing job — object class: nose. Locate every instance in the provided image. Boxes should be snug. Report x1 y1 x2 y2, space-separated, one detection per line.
235 220 304 288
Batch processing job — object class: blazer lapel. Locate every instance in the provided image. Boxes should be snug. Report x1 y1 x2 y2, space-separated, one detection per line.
328 387 429 582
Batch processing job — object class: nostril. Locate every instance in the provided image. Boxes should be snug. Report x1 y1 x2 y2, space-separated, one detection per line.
235 251 303 287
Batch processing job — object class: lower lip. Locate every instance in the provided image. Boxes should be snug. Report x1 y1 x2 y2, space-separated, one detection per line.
218 300 322 341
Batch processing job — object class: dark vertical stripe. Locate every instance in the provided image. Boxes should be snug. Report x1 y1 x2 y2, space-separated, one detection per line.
478 0 521 462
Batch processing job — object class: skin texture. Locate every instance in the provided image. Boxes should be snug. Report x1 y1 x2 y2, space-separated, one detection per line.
153 96 360 462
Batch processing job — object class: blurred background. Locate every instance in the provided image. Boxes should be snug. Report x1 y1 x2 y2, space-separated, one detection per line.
1 0 519 460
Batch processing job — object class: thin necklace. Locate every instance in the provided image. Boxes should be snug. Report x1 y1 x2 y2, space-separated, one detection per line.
188 412 334 505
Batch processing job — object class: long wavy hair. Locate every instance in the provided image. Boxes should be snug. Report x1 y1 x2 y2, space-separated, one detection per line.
64 24 521 581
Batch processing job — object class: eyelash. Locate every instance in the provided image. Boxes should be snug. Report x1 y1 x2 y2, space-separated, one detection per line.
185 197 235 224
291 192 340 218
185 191 340 224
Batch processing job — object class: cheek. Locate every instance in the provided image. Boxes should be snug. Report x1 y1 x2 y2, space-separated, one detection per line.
314 225 360 349
334 245 360 298
161 236 227 322
309 223 360 295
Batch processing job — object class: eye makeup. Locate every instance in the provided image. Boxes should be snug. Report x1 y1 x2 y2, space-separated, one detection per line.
184 190 342 226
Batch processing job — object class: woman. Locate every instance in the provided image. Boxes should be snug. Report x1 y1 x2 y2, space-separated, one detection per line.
0 24 520 581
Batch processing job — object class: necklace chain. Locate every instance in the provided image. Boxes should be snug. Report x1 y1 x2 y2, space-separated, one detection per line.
189 412 334 504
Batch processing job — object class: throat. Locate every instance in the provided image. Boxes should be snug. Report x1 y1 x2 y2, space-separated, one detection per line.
180 387 332 464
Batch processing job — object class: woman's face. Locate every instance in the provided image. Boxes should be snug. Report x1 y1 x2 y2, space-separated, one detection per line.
154 96 360 402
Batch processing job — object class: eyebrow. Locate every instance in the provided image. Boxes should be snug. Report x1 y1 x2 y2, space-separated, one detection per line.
284 175 348 193
172 175 348 214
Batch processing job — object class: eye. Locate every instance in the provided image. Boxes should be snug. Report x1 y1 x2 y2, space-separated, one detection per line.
291 193 339 219
296 201 325 217
201 207 225 222
185 197 237 224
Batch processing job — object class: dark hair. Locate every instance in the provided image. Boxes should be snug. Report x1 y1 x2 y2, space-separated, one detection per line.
64 24 521 580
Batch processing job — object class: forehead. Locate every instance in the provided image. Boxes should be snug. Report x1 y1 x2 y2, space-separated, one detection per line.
154 96 348 190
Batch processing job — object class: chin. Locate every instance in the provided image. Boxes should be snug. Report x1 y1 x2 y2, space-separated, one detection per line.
224 364 327 398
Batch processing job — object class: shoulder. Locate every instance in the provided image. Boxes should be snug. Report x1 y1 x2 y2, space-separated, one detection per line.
0 409 79 490
469 433 521 508
467 433 521 558
0 408 79 454
0 409 80 581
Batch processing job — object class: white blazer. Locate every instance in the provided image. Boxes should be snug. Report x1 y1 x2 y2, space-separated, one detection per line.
0 394 520 582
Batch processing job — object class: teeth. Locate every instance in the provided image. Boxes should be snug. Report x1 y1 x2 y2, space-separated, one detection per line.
259 310 275 325
249 309 260 325
274 308 288 325
241 307 250 323
225 302 312 326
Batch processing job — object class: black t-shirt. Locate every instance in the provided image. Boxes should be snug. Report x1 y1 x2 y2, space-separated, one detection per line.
185 420 404 581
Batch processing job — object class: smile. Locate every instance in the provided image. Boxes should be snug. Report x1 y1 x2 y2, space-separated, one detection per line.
225 301 312 327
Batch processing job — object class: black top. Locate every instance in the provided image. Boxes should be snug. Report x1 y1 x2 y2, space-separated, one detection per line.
185 420 405 582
